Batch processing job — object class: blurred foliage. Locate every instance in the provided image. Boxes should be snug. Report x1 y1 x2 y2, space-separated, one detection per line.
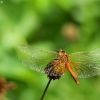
0 0 100 100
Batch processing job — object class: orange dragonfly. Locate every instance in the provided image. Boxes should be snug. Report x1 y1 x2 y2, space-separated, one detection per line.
18 44 100 100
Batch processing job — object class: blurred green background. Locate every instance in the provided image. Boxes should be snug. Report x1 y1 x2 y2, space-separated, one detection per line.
0 0 100 100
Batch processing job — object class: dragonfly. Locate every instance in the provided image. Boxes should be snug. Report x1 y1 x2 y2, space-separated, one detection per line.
18 44 100 100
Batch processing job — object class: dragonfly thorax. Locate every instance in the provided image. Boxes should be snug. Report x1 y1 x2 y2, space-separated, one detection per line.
44 49 68 80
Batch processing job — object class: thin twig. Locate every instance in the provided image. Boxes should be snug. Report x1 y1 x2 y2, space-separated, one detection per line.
40 78 52 100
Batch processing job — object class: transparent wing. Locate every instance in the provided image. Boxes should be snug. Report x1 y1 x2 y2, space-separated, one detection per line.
18 44 57 59
22 58 51 73
69 49 100 78
69 49 100 62
18 44 57 73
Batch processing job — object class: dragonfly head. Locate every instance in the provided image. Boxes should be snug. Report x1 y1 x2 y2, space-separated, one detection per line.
57 49 67 58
